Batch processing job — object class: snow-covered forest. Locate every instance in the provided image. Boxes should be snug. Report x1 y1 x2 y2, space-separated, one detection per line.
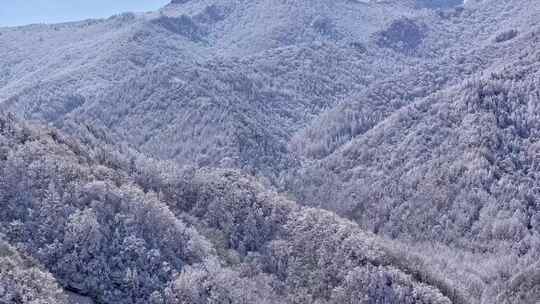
1 0 540 303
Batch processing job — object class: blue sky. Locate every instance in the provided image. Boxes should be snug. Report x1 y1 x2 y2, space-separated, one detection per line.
0 0 170 27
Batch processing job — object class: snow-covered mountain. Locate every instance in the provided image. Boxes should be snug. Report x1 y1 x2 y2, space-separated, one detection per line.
1 0 540 303
0 0 433 178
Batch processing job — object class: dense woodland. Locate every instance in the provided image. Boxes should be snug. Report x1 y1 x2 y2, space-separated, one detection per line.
0 113 460 303
1 0 540 303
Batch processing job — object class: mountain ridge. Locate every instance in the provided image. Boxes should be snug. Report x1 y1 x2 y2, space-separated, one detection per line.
1 0 540 303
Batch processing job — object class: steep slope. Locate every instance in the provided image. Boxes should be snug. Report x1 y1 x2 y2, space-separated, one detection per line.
62 43 391 179
0 113 460 303
287 25 540 248
1 1 540 303
284 22 540 302
0 13 204 119
289 0 540 162
0 0 447 179
2 1 536 179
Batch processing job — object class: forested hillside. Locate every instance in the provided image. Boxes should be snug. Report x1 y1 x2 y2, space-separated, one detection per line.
1 0 540 303
0 113 464 303
287 18 540 244
0 0 446 179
